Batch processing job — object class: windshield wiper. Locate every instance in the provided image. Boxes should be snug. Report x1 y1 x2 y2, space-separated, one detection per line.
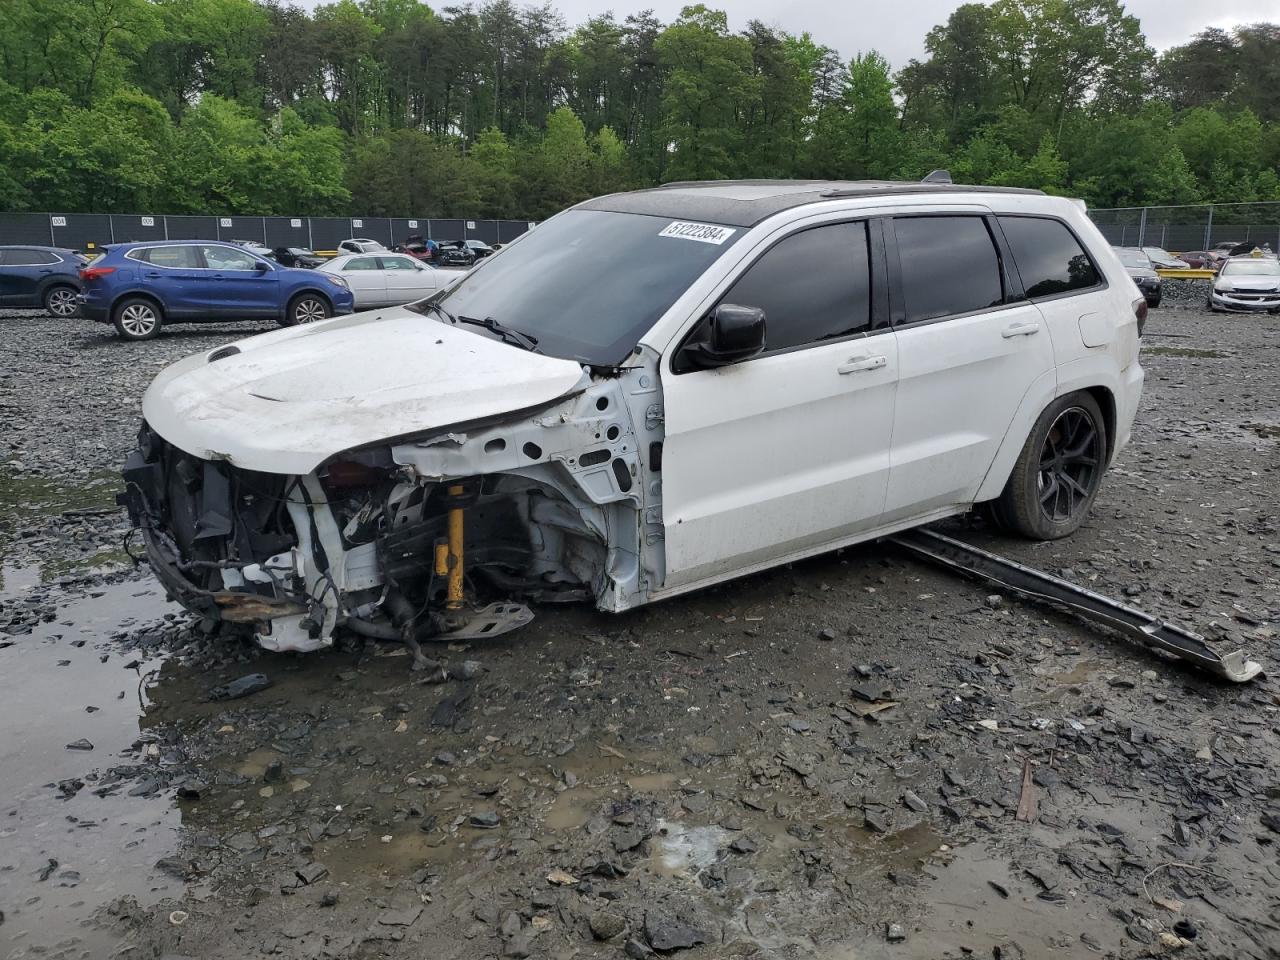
457 315 540 353
419 299 457 324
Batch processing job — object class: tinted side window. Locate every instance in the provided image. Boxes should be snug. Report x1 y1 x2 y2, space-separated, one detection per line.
894 216 1003 324
720 222 871 353
5 249 43 265
344 257 379 271
999 216 1100 298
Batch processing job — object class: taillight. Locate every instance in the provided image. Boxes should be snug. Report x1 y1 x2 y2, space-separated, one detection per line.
80 266 116 281
1132 297 1147 337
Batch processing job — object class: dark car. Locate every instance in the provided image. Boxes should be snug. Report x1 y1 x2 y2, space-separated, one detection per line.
435 240 475 267
463 239 495 259
1114 247 1161 307
77 240 355 341
0 245 87 317
1177 250 1214 269
273 246 325 269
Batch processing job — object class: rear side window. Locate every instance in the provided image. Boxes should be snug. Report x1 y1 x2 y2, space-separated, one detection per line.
344 257 379 271
719 221 871 353
894 216 1003 324
999 216 1101 298
3 249 58 265
136 246 200 268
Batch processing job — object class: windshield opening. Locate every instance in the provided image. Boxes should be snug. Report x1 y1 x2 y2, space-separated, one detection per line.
410 209 741 366
1221 259 1280 277
1115 249 1149 268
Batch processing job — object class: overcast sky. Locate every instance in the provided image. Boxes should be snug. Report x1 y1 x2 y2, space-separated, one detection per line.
302 0 1276 68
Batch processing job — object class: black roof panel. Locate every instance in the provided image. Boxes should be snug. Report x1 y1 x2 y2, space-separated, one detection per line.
578 179 1045 227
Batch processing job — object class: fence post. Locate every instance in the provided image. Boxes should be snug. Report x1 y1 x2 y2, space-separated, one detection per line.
307 218 314 251
1204 205 1213 250
1137 207 1147 247
109 215 116 243
261 216 268 244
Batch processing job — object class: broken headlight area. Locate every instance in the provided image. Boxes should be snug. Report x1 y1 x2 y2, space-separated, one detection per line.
121 424 599 661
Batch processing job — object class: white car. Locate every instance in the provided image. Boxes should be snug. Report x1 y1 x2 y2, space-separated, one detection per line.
122 179 1144 657
1208 255 1280 313
338 238 386 254
318 252 466 308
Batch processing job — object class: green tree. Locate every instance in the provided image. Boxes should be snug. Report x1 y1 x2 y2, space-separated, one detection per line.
655 5 759 181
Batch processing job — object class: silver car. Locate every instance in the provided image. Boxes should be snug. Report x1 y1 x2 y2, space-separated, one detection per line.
1209 256 1280 313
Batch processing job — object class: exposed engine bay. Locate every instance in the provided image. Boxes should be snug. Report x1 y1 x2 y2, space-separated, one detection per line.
120 364 667 666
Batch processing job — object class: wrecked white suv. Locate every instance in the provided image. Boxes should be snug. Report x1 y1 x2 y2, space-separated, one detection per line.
121 179 1145 661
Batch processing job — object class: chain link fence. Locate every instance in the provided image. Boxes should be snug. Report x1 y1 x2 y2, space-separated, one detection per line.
1089 202 1280 254
0 213 538 253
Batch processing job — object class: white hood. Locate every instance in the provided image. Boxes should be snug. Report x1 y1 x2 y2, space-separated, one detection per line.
1218 275 1280 291
142 308 588 474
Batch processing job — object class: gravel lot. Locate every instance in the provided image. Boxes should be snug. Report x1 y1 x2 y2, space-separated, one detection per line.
1 293 1278 960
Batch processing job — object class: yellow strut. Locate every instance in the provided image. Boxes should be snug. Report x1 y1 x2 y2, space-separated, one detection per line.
445 484 465 610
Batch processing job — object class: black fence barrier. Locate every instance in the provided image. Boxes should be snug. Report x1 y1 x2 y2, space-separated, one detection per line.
0 213 538 254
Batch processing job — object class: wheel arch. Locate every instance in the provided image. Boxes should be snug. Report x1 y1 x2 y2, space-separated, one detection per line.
285 287 334 315
37 276 80 298
111 289 165 319
1082 384 1117 466
974 378 1117 504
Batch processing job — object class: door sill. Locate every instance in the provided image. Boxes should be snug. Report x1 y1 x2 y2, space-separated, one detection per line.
642 505 969 609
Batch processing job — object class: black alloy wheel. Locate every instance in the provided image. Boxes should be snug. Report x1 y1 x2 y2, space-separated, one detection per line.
1036 406 1102 525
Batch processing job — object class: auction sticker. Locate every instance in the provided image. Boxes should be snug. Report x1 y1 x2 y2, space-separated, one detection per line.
659 221 736 245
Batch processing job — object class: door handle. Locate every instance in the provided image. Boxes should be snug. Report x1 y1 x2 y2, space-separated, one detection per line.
1001 320 1041 338
144 271 162 278
837 354 887 374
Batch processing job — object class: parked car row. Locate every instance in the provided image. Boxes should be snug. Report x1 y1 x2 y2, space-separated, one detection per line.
1115 242 1280 314
1 234 484 338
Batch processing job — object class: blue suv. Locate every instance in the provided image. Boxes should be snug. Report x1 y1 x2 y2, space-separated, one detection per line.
79 240 355 340
0 245 87 317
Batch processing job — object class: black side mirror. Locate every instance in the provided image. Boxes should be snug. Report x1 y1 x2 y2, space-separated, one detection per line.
682 303 766 369
254 260 271 271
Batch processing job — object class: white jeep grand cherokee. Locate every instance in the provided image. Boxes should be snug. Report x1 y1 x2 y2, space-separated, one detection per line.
121 179 1145 658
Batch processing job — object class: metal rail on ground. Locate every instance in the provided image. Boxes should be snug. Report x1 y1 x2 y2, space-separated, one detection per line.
889 528 1263 683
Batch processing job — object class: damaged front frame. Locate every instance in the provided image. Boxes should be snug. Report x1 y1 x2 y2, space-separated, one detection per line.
122 348 670 655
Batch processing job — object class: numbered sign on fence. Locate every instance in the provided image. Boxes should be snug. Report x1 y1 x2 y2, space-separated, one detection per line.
352 219 363 228
467 221 476 230
141 216 154 227
290 218 302 228
408 220 418 229
51 216 66 227
220 218 232 228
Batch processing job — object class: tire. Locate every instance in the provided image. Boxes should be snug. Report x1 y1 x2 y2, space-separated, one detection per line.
991 392 1108 541
280 293 331 327
112 297 163 341
43 284 79 318
1147 293 1161 309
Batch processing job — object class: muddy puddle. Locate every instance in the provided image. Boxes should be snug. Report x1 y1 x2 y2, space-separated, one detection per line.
0 572 180 958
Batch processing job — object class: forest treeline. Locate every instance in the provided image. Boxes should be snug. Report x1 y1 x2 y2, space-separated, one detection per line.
1 0 1277 218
